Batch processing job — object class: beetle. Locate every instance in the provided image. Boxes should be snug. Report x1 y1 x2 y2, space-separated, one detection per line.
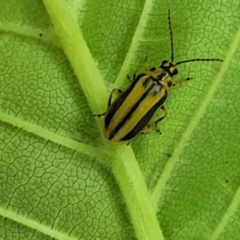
94 9 223 144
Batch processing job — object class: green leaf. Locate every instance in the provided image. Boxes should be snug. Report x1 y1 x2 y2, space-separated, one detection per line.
0 0 239 240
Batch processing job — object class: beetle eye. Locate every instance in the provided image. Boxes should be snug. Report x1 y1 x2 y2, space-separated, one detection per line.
173 69 178 75
161 60 168 65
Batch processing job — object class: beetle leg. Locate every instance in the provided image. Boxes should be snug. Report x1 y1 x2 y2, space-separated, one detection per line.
141 124 151 134
144 57 150 71
128 57 148 82
170 77 193 89
94 88 122 117
154 105 168 133
127 74 131 82
108 88 122 107
93 112 106 117
127 70 139 82
133 70 139 80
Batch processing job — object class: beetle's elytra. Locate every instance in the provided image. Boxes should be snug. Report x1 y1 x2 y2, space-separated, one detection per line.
94 9 223 144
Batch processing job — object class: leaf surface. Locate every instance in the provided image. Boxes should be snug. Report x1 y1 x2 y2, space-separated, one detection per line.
0 0 239 239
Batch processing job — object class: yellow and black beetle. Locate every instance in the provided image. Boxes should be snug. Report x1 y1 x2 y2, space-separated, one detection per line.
95 10 223 144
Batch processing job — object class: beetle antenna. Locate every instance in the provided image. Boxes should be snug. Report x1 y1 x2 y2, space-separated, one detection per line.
168 9 174 62
176 58 223 65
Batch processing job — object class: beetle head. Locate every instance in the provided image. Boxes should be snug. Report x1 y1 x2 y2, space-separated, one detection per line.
160 60 178 77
